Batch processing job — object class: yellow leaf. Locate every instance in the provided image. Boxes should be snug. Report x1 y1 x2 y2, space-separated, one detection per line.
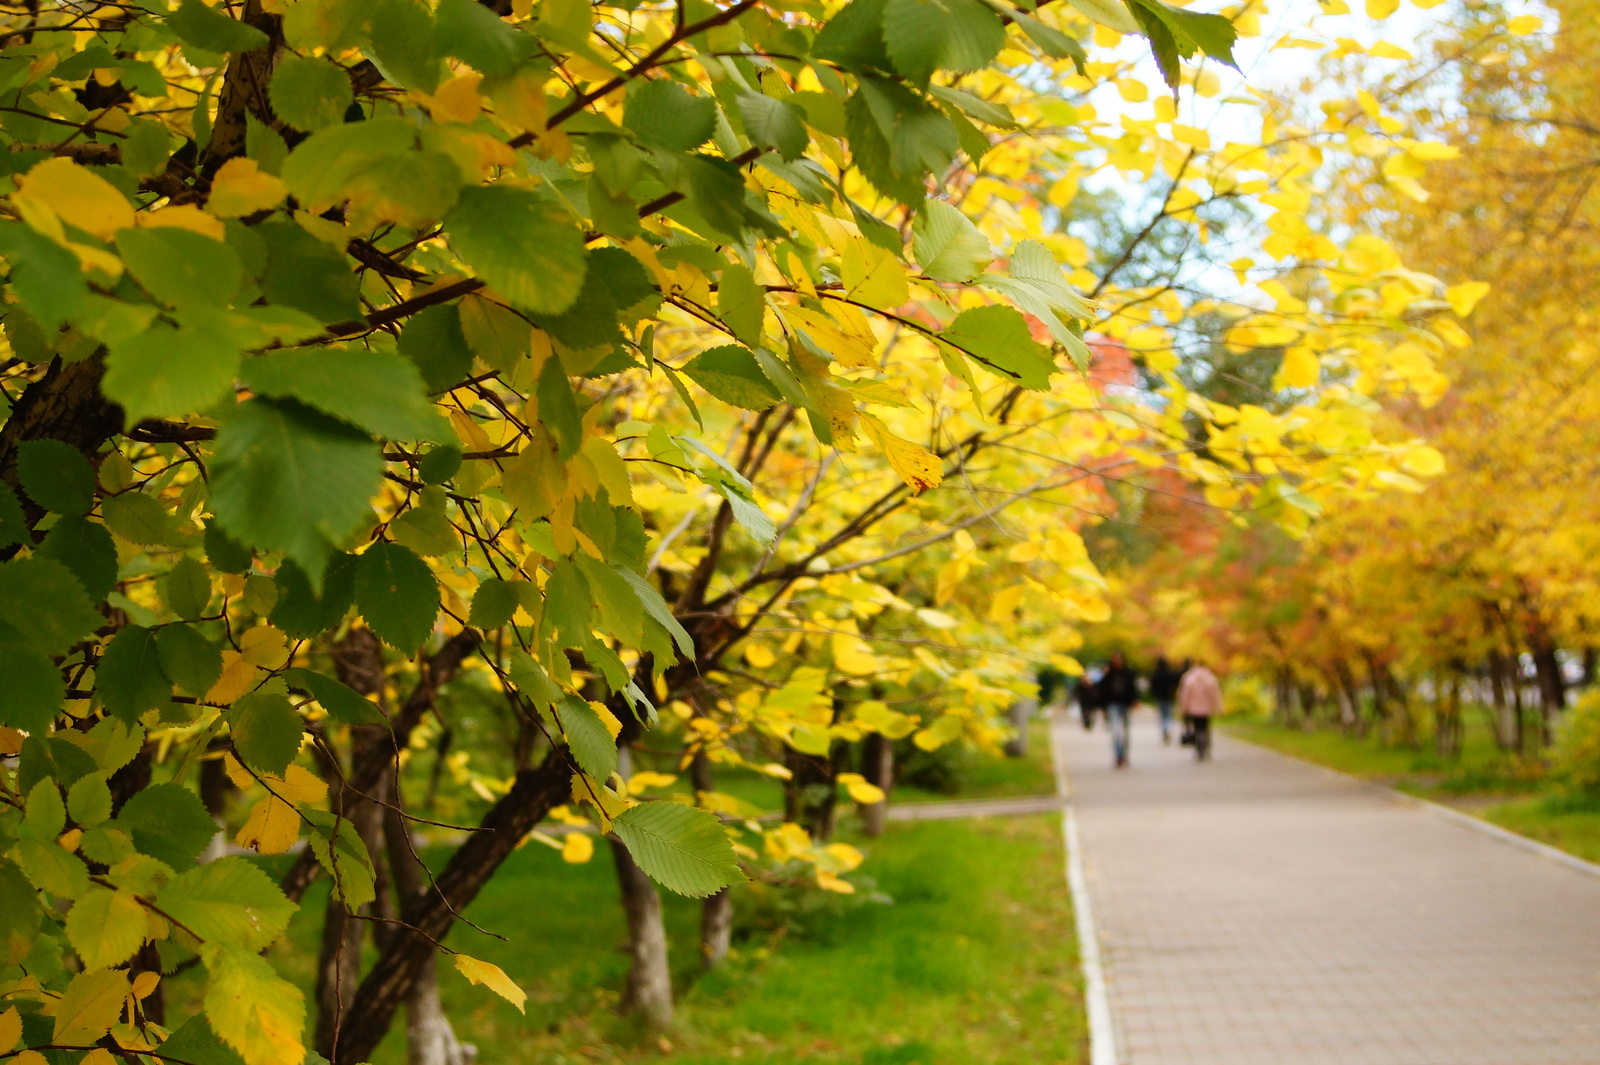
1367 40 1413 59
425 73 484 124
51 968 129 1046
626 771 678 795
1401 444 1445 477
831 633 880 676
1506 13 1541 34
779 304 878 368
131 972 160 1000
0 1006 20 1053
1445 281 1490 318
988 584 1026 623
81 1049 116 1065
1365 0 1398 16
239 626 289 668
140 204 227 239
841 237 909 310
207 158 288 219
235 796 301 855
590 700 622 740
816 870 856 893
560 832 594 863
744 642 776 668
836 772 885 805
15 158 134 240
207 651 261 705
14 1053 47 1065
1274 347 1321 390
453 954 527 1013
203 946 306 1065
857 413 942 494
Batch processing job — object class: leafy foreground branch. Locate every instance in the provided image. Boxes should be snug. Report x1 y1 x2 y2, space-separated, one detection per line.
0 0 1476 1062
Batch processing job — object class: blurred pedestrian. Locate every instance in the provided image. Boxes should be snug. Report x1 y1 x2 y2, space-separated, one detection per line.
1074 668 1101 731
1177 657 1223 761
1101 651 1140 768
1148 655 1184 745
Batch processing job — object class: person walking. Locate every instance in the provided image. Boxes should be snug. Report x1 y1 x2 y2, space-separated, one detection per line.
1176 657 1223 761
1148 655 1184 745
1100 651 1140 768
1073 668 1101 731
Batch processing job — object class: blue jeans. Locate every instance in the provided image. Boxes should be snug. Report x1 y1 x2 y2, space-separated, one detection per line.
1157 698 1174 739
1108 703 1130 764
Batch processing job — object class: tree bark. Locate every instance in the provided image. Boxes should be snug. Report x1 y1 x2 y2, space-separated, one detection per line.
1530 635 1565 746
858 732 893 838
699 889 732 971
1003 695 1035 757
609 834 674 1029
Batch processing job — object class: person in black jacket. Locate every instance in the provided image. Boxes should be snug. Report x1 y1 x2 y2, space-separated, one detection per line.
1148 656 1185 745
1073 669 1101 731
1101 651 1141 768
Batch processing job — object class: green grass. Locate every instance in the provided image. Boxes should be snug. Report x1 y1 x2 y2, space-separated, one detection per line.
1479 794 1600 865
892 718 1058 802
233 810 1082 1065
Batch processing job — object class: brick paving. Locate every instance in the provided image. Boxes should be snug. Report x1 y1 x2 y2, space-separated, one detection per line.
1059 711 1600 1064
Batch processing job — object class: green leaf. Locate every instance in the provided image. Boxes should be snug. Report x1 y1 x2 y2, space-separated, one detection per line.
882 0 946 82
242 348 450 443
303 810 376 909
37 515 117 601
156 623 223 698
229 691 304 776
102 493 173 546
716 263 764 347
434 0 535 75
1011 9 1088 67
682 345 783 410
15 836 88 898
119 783 218 868
26 779 65 837
164 556 213 620
536 358 584 461
211 398 383 584
624 78 717 152
536 246 661 355
17 439 94 515
616 568 693 659
355 541 439 653
845 77 957 204
735 92 809 161
0 222 87 328
509 648 561 709
205 520 254 574
446 186 587 315
611 801 745 898
913 199 990 282
256 218 362 323
166 0 269 54
0 557 102 656
282 667 386 726
397 304 473 393
0 636 64 734
279 115 416 213
941 304 1056 389
157 1018 248 1065
0 858 43 959
103 321 241 426
159 857 297 952
811 0 892 71
0 483 25 548
553 693 617 781
269 554 358 638
391 504 459 558
246 114 289 175
543 561 592 648
369 0 441 93
927 84 1017 128
203 944 306 1065
1066 0 1139 32
978 239 1094 369
467 578 520 630
1126 0 1238 72
574 555 643 646
65 887 145 969
269 54 353 133
67 773 111 827
418 444 463 485
98 625 171 723
116 226 244 309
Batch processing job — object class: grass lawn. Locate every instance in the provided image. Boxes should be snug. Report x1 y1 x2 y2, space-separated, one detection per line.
253 813 1083 1065
1222 714 1600 866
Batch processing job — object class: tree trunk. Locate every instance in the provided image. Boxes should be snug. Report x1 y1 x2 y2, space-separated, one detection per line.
1003 695 1036 757
858 732 893 838
1487 651 1518 751
610 746 673 1028
387 798 473 1065
699 889 733 971
1530 636 1565 746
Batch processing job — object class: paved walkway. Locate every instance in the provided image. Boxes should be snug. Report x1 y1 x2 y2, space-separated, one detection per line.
1058 710 1600 1064
887 794 1068 821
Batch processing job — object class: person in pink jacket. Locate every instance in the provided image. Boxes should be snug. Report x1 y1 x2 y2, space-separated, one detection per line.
1176 659 1223 761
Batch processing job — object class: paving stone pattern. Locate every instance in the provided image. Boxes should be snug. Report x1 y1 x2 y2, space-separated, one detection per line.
1060 711 1600 1064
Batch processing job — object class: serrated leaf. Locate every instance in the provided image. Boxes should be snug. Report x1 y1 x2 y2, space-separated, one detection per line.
158 857 297 951
611 801 745 898
553 694 618 782
256 218 361 323
391 505 459 557
978 239 1094 364
155 1017 248 1065
163 556 212 620
116 226 244 309
812 0 892 71
26 779 64 837
67 774 111 827
369 0 441 93
282 667 386 727
241 348 450 443
941 303 1057 389
103 320 242 426
37 515 117 601
453 954 526 1012
446 186 586 315
121 783 223 868
397 304 473 392
0 484 25 548
574 555 644 647
98 625 172 723
615 568 694 659
858 412 944 494
269 54 353 133
16 836 88 898
167 0 269 53
303 810 375 909
736 92 809 160
913 200 990 282
156 623 224 698
467 578 519 630
211 398 383 585
624 78 716 152
17 439 94 515
0 637 64 734
682 345 783 410
845 77 957 204
716 263 765 347
202 944 306 1065
0 557 102 656
355 541 439 653
65 886 146 970
228 692 304 777
52 967 129 1046
269 554 357 638
0 222 86 328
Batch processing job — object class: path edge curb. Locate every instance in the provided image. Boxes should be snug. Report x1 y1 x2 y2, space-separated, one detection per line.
1228 731 1600 881
1049 713 1118 1065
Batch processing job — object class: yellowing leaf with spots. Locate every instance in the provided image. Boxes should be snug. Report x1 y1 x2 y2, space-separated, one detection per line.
453 954 527 1012
858 413 942 494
